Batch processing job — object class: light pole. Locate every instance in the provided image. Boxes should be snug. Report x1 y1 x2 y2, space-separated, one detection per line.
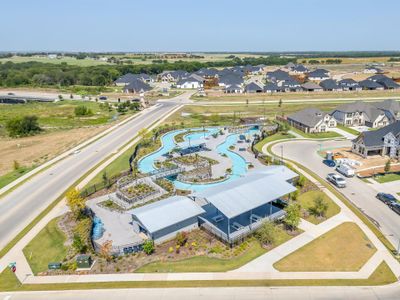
280 145 284 165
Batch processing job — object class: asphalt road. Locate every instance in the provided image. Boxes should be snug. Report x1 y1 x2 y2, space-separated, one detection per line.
271 139 400 249
1 285 400 300
0 96 184 250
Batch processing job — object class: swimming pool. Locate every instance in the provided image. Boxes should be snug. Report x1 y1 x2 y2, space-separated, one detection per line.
137 127 258 192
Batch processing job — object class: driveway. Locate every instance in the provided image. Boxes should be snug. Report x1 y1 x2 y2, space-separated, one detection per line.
327 127 357 140
271 139 400 249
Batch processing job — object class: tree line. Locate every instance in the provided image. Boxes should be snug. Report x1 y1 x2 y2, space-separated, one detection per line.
0 56 296 87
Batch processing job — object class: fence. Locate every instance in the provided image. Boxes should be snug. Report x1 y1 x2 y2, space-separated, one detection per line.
80 170 131 198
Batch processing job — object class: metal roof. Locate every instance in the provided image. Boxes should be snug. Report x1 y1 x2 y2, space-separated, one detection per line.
194 166 297 219
129 196 205 234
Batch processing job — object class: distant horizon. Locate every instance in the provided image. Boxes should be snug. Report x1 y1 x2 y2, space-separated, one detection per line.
1 0 400 52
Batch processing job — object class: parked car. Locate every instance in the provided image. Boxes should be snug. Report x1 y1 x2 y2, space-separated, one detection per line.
336 164 355 177
7 92 15 95
99 96 108 101
327 173 346 188
376 193 397 205
389 203 400 215
323 159 336 167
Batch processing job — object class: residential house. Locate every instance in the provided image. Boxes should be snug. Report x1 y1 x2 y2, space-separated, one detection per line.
288 64 309 74
367 75 400 90
279 78 302 92
176 74 204 89
245 82 264 93
122 78 152 94
307 69 330 81
287 108 337 133
358 79 384 90
364 66 384 74
373 100 400 123
158 70 189 82
263 82 282 93
319 79 343 91
218 73 244 87
266 69 292 83
225 83 244 94
338 79 362 91
352 121 400 159
331 101 389 128
301 81 323 92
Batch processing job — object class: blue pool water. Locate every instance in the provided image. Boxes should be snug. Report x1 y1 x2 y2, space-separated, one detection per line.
137 127 259 192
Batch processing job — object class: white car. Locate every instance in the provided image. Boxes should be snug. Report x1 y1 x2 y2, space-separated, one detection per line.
327 173 346 188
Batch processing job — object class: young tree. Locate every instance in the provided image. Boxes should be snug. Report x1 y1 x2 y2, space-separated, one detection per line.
13 160 20 171
284 202 301 231
278 98 283 108
296 175 306 188
310 195 329 218
255 221 277 246
66 188 85 216
138 128 148 140
384 159 391 173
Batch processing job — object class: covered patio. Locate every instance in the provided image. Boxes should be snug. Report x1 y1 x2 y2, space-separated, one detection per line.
193 166 298 244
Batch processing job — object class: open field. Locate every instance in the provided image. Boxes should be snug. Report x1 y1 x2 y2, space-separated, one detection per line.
0 100 134 180
23 217 67 275
297 191 341 225
0 56 113 66
273 222 377 272
193 90 400 102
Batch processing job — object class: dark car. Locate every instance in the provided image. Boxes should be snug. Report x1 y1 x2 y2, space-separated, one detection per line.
376 193 397 205
323 159 336 167
390 203 400 215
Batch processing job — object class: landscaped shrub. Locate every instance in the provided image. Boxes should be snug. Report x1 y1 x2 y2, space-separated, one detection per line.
284 202 301 231
176 231 188 247
309 195 329 218
74 105 92 116
143 240 155 255
6 115 42 137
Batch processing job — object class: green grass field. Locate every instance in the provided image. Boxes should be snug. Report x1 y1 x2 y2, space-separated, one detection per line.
254 133 294 152
0 100 120 132
0 261 396 291
297 191 341 224
0 165 36 190
289 127 342 139
0 56 112 66
274 222 377 272
374 172 400 183
22 217 68 275
337 125 360 135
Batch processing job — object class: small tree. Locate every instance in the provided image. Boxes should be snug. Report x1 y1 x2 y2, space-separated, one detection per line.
142 240 155 255
255 221 277 246
290 190 299 201
297 175 306 188
6 115 42 137
66 188 85 216
74 105 92 116
138 128 148 140
278 99 283 107
309 195 329 218
284 202 301 231
384 159 391 173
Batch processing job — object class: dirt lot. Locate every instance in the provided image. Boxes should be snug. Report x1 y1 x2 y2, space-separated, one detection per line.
0 126 108 176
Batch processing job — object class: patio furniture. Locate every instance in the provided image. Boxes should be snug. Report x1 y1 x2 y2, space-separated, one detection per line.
212 215 224 223
232 222 243 231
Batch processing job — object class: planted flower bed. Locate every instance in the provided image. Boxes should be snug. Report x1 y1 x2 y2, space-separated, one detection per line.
121 183 156 199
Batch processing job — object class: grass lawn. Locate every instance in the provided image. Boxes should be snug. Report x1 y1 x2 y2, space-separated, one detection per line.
22 217 68 275
374 172 400 183
254 133 295 152
0 165 36 189
290 127 342 139
274 222 377 272
0 261 396 291
297 191 341 225
136 228 293 273
337 125 360 136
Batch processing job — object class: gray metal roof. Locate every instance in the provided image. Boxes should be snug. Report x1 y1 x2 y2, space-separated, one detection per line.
320 79 342 90
123 79 151 92
194 166 297 219
301 81 323 90
130 196 205 234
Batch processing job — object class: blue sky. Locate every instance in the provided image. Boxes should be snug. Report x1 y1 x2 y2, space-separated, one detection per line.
1 0 399 52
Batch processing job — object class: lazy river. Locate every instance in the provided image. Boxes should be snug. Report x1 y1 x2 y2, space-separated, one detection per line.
137 127 259 192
